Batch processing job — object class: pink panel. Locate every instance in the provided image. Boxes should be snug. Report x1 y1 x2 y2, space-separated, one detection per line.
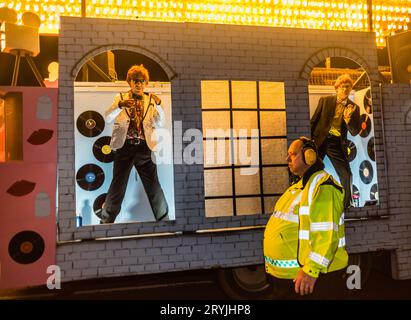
0 87 58 163
0 87 57 290
0 219 56 290
0 163 56 290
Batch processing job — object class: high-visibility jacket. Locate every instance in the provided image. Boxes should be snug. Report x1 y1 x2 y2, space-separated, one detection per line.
264 170 348 279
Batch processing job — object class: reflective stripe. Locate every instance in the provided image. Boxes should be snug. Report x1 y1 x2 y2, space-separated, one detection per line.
339 213 345 225
299 230 309 240
299 206 309 215
338 237 346 247
309 252 330 267
265 256 299 268
307 172 327 205
273 211 299 223
310 222 338 232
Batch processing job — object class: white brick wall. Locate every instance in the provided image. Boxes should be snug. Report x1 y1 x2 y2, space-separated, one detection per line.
56 16 411 283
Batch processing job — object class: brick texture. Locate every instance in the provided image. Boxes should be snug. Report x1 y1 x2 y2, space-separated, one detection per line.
56 17 411 282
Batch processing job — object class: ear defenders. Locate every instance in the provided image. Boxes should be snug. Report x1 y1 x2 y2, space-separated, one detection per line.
299 137 318 166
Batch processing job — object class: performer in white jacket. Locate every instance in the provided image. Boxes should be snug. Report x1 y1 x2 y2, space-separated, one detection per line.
96 64 169 224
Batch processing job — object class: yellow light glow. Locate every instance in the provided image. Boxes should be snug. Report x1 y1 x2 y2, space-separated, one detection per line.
4 0 410 46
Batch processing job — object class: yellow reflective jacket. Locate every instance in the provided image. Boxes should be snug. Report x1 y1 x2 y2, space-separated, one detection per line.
264 170 348 279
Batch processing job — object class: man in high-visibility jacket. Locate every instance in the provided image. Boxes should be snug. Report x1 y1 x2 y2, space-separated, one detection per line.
264 137 348 297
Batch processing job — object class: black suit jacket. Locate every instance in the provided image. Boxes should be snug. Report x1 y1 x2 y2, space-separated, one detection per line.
310 95 360 158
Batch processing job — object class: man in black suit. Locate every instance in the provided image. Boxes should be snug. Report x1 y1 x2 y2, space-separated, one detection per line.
311 74 360 209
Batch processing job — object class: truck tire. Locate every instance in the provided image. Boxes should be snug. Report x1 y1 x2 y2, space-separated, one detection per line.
217 265 275 300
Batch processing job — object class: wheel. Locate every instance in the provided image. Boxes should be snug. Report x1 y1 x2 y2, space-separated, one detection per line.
217 265 275 300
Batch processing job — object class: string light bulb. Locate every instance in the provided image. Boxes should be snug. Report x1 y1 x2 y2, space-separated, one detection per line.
2 0 410 46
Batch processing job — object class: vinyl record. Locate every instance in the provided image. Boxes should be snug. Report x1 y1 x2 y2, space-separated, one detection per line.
370 184 379 200
359 160 374 184
367 137 375 161
364 89 372 114
8 230 45 264
76 164 105 191
76 110 104 137
347 140 357 162
93 193 107 214
359 114 371 138
93 136 114 163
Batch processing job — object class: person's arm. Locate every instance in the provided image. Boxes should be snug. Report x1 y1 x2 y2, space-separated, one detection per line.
150 94 165 128
301 184 343 279
104 93 123 123
310 97 325 139
345 102 360 136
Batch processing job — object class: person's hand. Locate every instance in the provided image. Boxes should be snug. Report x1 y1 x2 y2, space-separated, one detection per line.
293 269 317 295
118 99 135 109
344 104 356 119
152 94 161 105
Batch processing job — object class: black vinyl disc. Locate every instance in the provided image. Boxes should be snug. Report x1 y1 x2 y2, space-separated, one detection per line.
364 89 372 114
367 137 375 161
359 113 371 138
359 114 371 138
347 140 357 162
93 193 107 214
93 136 114 163
359 160 374 184
8 230 45 264
370 184 378 200
76 110 104 137
76 164 105 191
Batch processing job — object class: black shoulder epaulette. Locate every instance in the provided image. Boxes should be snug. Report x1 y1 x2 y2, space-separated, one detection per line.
321 177 343 193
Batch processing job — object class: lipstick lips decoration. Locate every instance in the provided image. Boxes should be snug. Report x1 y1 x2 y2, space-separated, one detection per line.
7 180 36 196
27 129 54 145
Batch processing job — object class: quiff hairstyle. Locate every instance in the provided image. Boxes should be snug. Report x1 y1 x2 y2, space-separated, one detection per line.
126 64 149 84
334 74 354 90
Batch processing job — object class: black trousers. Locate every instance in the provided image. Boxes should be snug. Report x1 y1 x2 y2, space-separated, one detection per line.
267 268 348 300
318 135 352 208
102 140 168 223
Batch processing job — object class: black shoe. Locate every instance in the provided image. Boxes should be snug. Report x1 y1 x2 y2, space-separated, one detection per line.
156 213 168 221
95 208 116 224
95 208 103 219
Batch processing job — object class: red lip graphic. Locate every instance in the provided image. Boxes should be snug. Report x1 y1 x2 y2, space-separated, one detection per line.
7 180 36 196
27 129 54 145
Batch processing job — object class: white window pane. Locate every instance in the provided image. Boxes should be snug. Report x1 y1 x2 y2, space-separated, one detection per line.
236 197 261 215
201 80 230 109
260 111 287 137
264 196 280 214
261 138 288 165
259 82 285 109
235 168 260 195
205 199 233 217
232 111 259 137
203 139 232 168
233 138 259 166
204 169 233 197
202 111 231 138
231 81 257 109
262 167 289 194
